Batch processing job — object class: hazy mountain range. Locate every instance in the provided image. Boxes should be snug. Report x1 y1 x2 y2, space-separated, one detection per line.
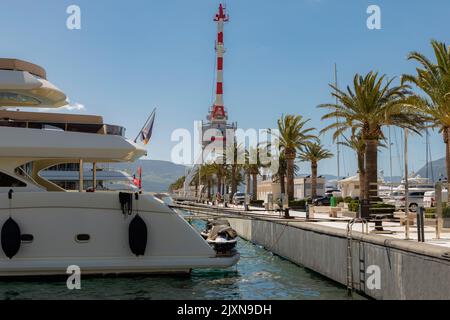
110 157 445 192
416 157 447 181
109 160 186 192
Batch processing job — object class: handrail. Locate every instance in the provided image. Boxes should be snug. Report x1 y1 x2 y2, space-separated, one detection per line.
0 119 125 136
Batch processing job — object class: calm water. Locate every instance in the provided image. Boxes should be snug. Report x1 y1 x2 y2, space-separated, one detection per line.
0 220 361 300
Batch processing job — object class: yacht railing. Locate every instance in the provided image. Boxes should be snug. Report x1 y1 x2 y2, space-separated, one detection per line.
0 119 126 137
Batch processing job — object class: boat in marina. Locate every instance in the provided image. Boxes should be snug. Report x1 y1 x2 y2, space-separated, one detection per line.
200 219 238 254
0 58 239 277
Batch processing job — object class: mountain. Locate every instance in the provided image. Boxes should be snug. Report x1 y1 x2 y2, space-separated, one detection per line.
109 159 187 192
416 157 447 181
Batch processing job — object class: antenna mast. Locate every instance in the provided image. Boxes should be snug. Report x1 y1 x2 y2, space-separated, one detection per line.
334 63 340 181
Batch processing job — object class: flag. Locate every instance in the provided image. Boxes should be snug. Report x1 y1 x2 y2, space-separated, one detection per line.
135 109 156 146
132 175 140 187
137 166 142 190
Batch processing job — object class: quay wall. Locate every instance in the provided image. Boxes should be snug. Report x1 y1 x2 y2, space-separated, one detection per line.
228 217 450 300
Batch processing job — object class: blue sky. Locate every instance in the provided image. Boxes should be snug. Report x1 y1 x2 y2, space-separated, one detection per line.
1 0 449 178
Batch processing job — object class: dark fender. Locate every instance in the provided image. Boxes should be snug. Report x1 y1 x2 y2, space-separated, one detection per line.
1 218 21 259
128 215 148 256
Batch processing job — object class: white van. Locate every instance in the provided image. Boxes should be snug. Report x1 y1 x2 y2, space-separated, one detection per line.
423 189 448 208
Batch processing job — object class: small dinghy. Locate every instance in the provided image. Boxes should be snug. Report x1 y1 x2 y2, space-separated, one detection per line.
201 219 238 254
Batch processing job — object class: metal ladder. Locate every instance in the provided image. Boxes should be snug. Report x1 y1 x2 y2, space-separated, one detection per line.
346 218 368 297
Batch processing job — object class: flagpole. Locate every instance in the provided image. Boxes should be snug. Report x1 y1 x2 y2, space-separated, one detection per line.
134 107 156 143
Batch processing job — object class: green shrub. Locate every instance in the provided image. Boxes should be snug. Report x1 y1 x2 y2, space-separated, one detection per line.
344 197 353 204
335 197 344 204
250 200 264 207
370 202 395 214
443 207 450 218
371 203 395 209
289 199 306 208
424 205 450 218
348 200 360 212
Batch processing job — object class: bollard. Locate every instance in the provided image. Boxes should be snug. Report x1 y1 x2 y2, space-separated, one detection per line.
284 207 290 218
420 207 425 242
305 204 310 220
435 182 442 239
417 207 425 242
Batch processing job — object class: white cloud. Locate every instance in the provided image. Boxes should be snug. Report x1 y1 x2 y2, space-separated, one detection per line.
62 101 86 111
37 99 86 113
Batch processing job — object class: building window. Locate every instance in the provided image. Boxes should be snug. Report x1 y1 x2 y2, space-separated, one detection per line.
0 171 26 187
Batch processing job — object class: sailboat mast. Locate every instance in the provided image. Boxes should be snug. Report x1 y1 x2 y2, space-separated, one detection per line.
389 127 393 191
334 63 340 181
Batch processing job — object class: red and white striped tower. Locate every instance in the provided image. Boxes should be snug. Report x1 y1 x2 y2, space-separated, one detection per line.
208 3 229 124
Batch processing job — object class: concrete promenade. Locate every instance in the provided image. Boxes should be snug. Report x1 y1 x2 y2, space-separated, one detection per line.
173 202 450 300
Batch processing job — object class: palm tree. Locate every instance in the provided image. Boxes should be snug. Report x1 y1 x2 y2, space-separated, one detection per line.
277 114 317 200
338 131 366 199
210 162 227 196
224 142 244 198
298 143 333 198
243 146 268 201
272 153 299 198
169 176 185 193
199 163 216 200
402 40 450 204
319 72 422 201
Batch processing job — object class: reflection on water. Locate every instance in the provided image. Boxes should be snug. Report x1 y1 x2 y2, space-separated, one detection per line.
0 220 364 300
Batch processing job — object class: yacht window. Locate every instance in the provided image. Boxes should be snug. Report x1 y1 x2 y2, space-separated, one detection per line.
0 171 26 187
75 234 90 243
21 234 34 243
0 92 40 106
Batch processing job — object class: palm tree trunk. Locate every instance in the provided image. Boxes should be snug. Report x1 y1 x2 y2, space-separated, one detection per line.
231 164 237 197
280 174 286 196
311 161 318 198
207 179 211 200
286 151 296 201
216 174 222 195
364 139 378 202
245 172 251 196
445 128 450 206
252 173 258 201
195 180 198 197
357 151 365 200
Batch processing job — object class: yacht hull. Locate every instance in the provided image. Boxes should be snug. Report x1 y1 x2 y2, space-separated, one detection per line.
0 192 239 277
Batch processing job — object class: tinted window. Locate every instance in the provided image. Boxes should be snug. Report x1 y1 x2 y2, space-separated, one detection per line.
0 171 26 187
76 234 90 242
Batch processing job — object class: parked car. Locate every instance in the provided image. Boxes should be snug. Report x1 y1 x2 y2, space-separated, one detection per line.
325 189 342 198
386 190 427 212
312 193 333 206
423 189 448 208
232 192 246 205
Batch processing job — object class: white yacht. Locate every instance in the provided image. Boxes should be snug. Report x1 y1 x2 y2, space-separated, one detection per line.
0 58 239 277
